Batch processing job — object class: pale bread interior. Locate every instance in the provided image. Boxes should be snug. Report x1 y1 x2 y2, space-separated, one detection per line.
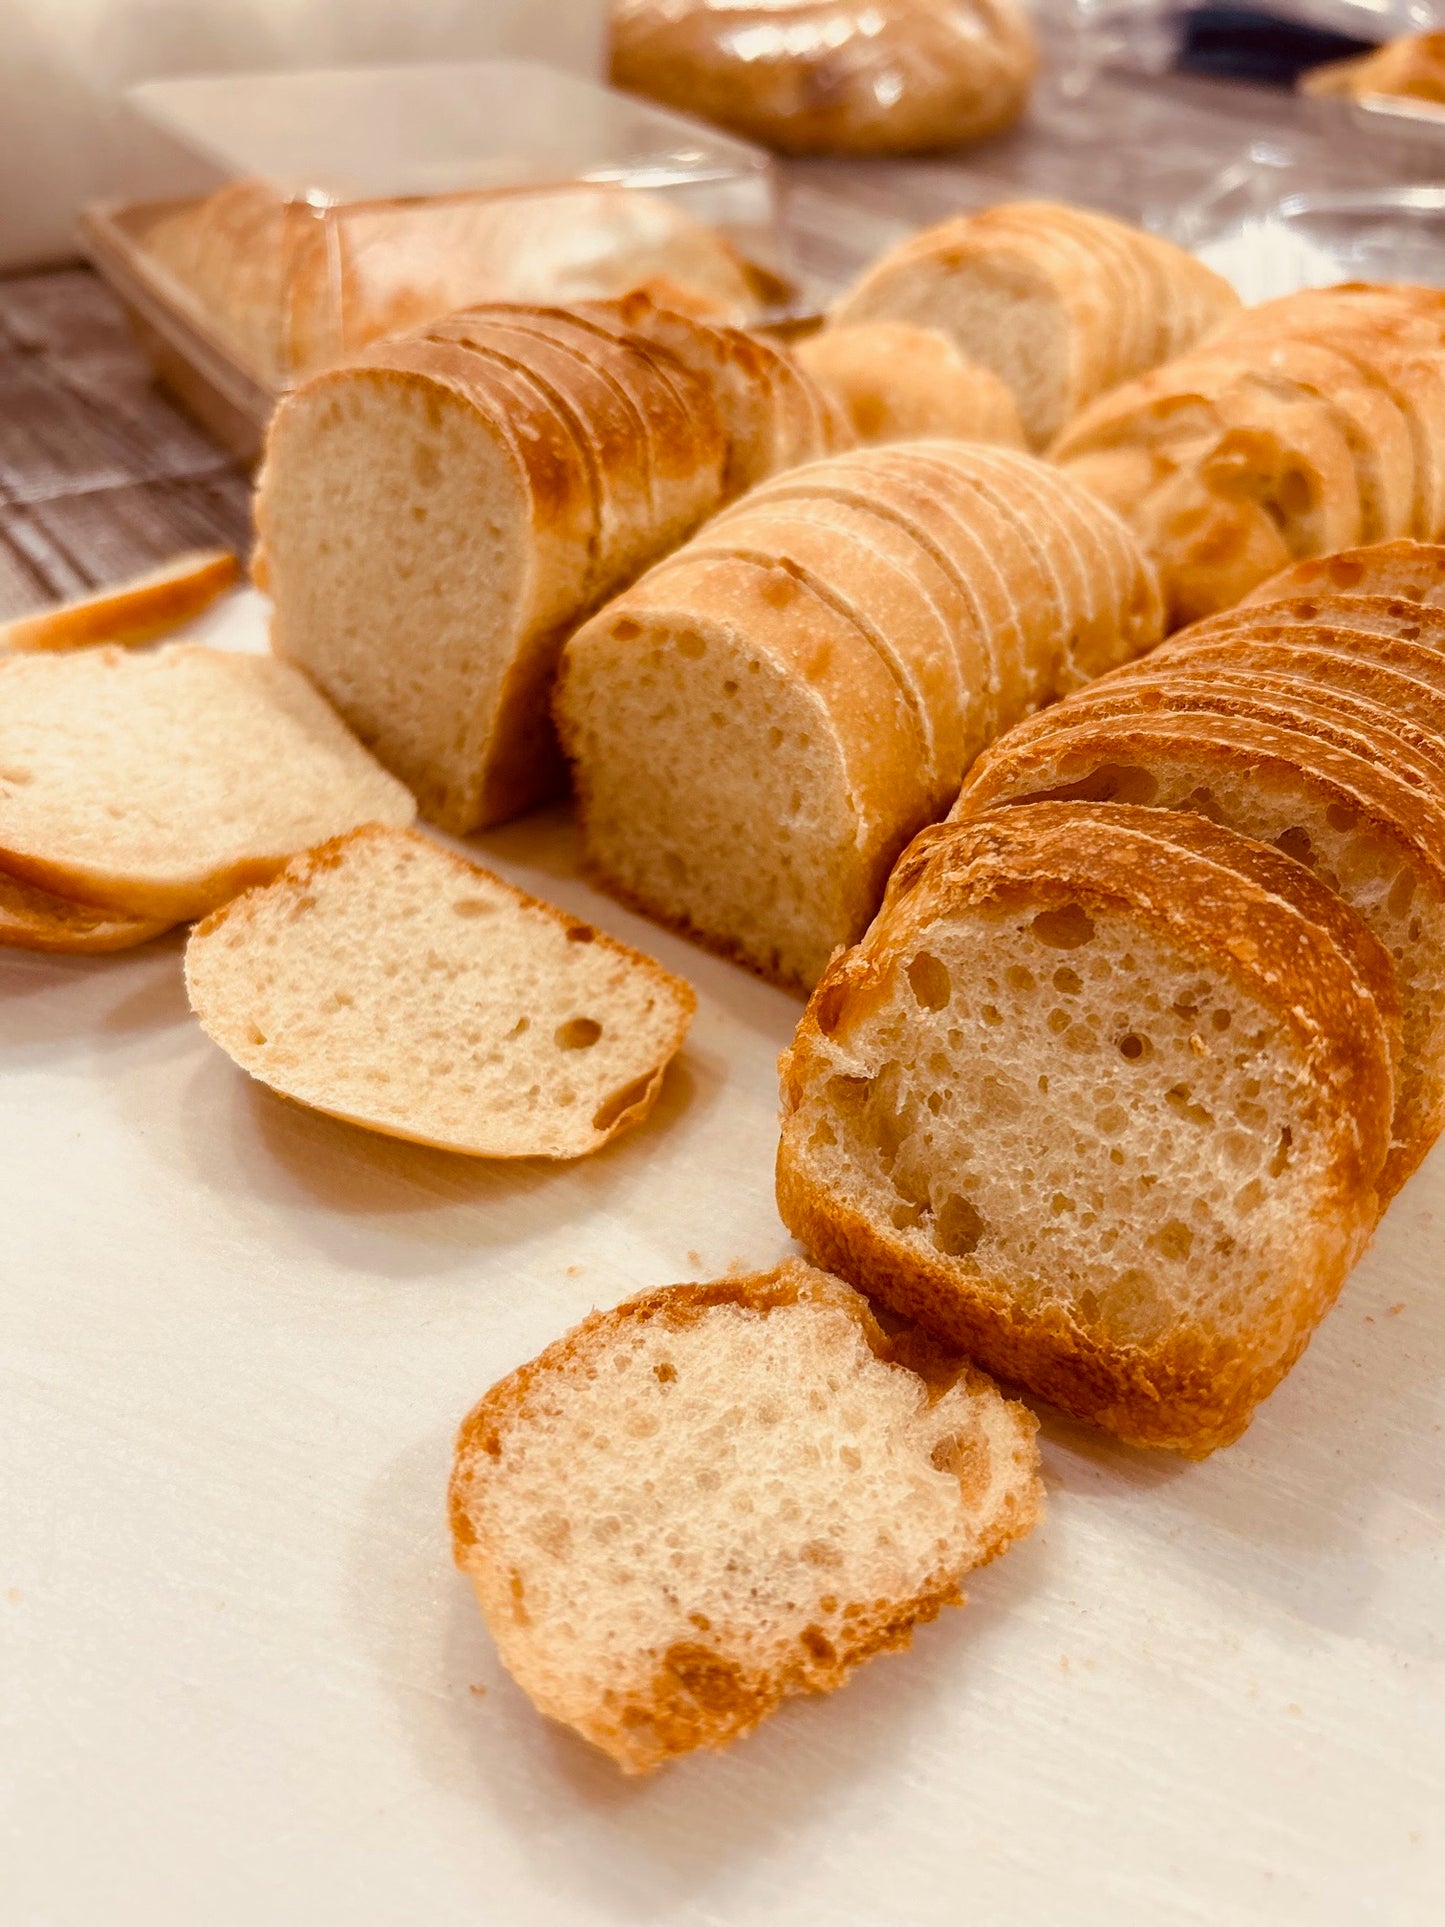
451 1263 1041 1772
184 825 694 1160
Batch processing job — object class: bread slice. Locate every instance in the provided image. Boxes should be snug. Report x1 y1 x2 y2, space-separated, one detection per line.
957 702 1445 1193
1244 540 1445 609
185 824 694 1158
448 1259 1042 1772
777 802 1396 1455
0 868 172 954
1178 593 1445 650
0 549 239 653
0 643 415 921
794 322 1026 448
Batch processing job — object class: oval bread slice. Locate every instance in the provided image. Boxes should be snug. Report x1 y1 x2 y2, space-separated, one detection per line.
777 802 1396 1454
0 643 416 921
449 1259 1042 1773
184 824 695 1159
0 868 172 954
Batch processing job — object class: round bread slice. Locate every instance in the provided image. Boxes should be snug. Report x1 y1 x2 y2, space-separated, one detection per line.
0 644 416 922
448 1259 1042 1773
1244 540 1445 609
957 705 1445 1193
793 322 1026 449
184 824 695 1158
0 868 172 954
777 802 1395 1455
556 551 927 993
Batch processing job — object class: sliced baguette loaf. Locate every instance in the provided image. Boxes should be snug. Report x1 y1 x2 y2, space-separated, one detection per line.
185 824 694 1159
449 1260 1042 1772
833 201 1239 447
557 440 1162 991
257 295 846 835
0 549 239 653
777 803 1397 1454
0 644 415 921
956 692 1445 1194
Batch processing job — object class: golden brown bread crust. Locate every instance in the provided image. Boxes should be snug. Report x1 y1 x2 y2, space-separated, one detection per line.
1301 31 1445 104
1243 540 1445 608
1171 593 1445 649
0 550 239 654
450 1264 1041 1770
0 865 173 954
778 803 1395 1453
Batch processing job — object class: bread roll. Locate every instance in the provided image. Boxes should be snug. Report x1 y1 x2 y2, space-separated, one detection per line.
610 0 1038 157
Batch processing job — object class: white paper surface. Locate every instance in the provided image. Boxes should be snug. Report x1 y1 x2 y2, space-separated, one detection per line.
3 593 1444 1926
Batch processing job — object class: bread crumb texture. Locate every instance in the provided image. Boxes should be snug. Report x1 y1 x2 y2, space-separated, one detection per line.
449 1261 1041 1772
185 824 694 1159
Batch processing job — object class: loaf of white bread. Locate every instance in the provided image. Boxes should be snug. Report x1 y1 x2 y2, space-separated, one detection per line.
610 0 1038 157
449 1260 1042 1771
780 539 1445 1453
255 293 851 836
557 439 1163 991
1053 284 1445 625
142 178 767 384
831 201 1240 448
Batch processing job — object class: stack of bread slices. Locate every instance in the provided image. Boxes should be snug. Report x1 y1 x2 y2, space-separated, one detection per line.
0 643 415 953
829 200 1240 449
557 439 1163 991
255 292 851 837
1053 283 1445 625
777 538 1445 1455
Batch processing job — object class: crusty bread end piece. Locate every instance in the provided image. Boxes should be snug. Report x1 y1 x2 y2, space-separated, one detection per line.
0 867 172 954
185 824 695 1159
449 1260 1042 1772
0 549 239 653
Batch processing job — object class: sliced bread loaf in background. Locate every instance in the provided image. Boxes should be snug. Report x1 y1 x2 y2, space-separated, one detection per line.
777 802 1397 1455
449 1260 1042 1772
832 201 1238 448
186 824 695 1160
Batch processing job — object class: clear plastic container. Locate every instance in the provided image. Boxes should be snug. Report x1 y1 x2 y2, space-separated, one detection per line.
79 61 791 463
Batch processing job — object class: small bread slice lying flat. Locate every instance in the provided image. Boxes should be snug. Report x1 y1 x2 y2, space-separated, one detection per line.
777 803 1397 1455
0 643 416 921
0 549 240 654
185 825 695 1159
0 868 172 954
449 1260 1042 1773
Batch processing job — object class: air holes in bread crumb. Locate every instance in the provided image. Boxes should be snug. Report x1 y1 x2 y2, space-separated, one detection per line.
935 1193 986 1258
1032 904 1095 949
907 951 952 1011
613 618 642 642
676 631 706 660
451 896 496 918
1118 1031 1151 1061
1151 1219 1194 1262
566 924 596 943
556 1017 603 1050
